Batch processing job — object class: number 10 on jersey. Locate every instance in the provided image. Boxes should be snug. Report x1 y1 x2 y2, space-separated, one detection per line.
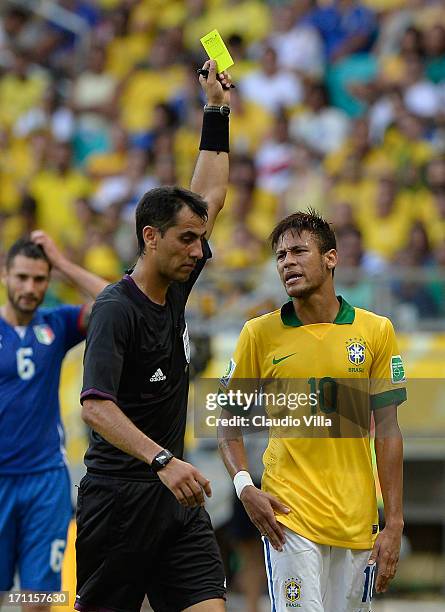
307 377 338 415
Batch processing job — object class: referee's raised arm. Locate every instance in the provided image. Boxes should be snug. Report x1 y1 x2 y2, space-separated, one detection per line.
191 59 231 239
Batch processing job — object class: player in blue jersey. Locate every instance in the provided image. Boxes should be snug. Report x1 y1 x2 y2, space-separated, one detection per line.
0 231 107 609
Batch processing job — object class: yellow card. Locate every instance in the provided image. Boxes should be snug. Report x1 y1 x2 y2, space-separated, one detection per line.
200 29 234 73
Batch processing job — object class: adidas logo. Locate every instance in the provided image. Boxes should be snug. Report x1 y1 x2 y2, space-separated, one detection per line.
150 368 166 382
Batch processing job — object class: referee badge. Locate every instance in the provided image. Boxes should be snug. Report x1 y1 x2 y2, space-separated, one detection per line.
284 577 301 605
182 324 190 363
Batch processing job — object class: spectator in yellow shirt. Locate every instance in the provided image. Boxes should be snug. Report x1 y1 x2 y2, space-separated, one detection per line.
359 174 412 260
0 47 47 129
28 141 91 248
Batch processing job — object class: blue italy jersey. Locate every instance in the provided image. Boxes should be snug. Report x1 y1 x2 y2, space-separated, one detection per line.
0 305 85 474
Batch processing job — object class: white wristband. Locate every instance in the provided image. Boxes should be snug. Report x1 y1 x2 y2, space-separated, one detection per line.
233 470 254 499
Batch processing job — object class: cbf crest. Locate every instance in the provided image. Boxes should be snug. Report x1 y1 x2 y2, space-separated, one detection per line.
346 337 366 366
284 577 302 607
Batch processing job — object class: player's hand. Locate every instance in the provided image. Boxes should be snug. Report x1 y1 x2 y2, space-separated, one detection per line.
157 457 212 508
240 485 290 551
368 524 403 593
31 230 66 269
198 59 231 106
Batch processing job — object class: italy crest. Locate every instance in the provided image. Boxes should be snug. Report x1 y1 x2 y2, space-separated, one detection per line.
33 324 55 345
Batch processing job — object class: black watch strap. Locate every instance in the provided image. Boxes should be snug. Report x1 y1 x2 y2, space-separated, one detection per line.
150 449 174 472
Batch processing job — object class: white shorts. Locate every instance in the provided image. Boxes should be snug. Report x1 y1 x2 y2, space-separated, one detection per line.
262 528 375 612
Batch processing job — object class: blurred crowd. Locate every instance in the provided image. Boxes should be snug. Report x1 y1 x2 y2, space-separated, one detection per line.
1 0 445 319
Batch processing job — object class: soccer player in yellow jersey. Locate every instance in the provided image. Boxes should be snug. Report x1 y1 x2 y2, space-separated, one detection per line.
218 210 406 611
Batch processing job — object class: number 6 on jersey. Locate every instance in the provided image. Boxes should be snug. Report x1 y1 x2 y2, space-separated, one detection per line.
16 347 35 380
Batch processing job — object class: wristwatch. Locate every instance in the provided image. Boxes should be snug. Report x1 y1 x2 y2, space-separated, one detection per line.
150 449 174 472
204 104 230 116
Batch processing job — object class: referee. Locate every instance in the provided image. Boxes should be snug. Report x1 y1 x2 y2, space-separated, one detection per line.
75 60 230 612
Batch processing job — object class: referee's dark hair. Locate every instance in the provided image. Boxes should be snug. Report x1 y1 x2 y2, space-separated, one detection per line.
6 238 51 271
269 208 336 256
135 186 208 257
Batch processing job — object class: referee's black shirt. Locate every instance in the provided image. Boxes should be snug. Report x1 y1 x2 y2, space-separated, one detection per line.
80 241 211 481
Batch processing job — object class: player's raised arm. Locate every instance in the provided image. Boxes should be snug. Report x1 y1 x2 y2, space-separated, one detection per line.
190 59 231 239
31 230 108 299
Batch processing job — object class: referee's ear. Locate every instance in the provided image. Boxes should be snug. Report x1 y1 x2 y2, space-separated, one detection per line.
142 225 158 251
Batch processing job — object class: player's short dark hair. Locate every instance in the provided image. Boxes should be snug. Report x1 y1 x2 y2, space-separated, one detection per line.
6 238 51 271
269 209 337 254
135 186 208 257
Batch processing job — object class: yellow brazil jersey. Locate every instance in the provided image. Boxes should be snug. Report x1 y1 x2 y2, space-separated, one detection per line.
119 66 185 132
223 297 407 550
29 170 91 248
358 190 413 260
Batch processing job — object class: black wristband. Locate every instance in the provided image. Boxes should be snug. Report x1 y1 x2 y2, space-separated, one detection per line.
199 111 230 153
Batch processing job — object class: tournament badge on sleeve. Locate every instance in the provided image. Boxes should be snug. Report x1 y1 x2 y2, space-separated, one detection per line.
390 355 406 383
220 358 236 389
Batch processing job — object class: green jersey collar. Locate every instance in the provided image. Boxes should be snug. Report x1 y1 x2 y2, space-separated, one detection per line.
281 296 355 327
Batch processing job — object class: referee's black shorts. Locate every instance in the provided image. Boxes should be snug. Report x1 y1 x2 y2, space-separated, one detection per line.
74 474 226 612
